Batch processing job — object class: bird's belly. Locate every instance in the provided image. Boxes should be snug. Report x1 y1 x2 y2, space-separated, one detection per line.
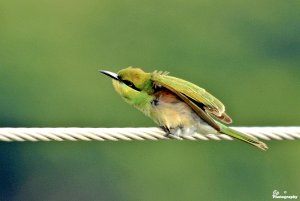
150 101 218 135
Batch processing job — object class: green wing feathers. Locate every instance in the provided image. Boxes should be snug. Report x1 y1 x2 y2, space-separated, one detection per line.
151 72 232 123
152 73 224 111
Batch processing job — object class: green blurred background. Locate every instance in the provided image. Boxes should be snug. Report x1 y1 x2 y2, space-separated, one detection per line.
1 0 299 200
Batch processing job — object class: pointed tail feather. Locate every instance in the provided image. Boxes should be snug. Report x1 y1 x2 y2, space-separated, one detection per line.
217 123 268 151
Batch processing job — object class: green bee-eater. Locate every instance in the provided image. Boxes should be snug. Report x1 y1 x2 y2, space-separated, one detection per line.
100 67 268 150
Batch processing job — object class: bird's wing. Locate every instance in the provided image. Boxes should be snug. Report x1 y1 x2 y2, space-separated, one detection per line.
151 71 232 131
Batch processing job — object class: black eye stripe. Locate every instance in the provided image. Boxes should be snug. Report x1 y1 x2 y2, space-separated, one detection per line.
123 80 134 86
121 79 141 91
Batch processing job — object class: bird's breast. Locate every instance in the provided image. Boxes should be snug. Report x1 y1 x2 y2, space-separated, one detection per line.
151 90 196 128
150 90 217 135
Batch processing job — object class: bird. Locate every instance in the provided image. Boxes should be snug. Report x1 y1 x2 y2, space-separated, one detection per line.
100 66 268 151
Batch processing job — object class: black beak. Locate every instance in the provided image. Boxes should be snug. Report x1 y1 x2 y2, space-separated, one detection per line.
99 70 119 80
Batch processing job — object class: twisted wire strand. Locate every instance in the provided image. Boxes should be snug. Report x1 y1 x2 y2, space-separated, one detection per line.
0 127 299 142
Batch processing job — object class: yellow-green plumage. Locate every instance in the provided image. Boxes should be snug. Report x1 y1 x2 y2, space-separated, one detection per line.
152 71 225 114
100 67 268 151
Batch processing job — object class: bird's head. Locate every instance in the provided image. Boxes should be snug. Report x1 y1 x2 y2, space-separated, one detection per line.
100 66 152 102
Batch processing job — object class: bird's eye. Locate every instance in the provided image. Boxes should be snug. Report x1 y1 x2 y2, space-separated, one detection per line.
123 80 134 87
121 79 141 91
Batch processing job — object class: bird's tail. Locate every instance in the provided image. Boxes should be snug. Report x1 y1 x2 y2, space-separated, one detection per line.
217 122 268 151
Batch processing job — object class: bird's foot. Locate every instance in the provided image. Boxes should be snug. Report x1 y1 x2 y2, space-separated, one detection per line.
160 126 196 138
